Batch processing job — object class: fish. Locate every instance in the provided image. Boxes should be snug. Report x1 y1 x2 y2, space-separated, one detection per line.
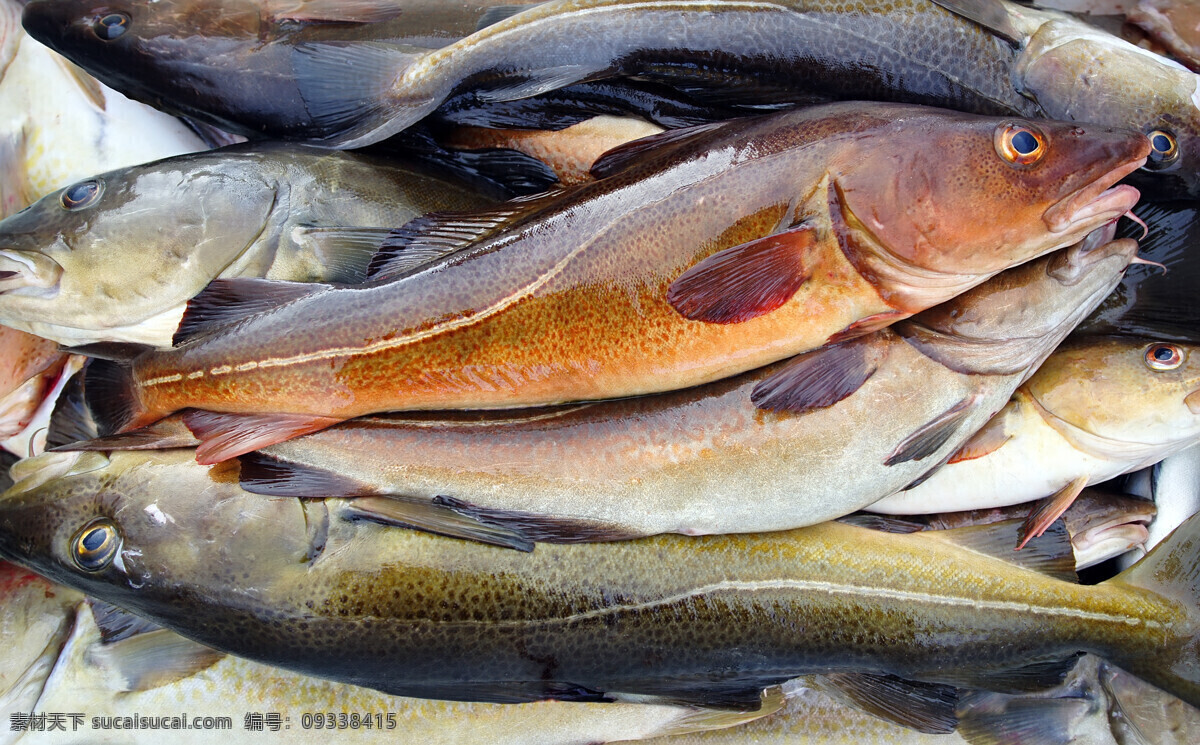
0 142 497 347
868 335 1200 546
4 449 1200 714
16 0 544 141
27 0 1190 198
0 328 68 442
1077 200 1200 342
645 654 1200 744
0 0 206 215
1128 0 1200 72
0 564 775 745
79 103 1148 462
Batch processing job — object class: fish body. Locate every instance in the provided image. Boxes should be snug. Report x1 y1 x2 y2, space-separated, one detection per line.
869 336 1200 515
0 0 204 212
0 328 67 442
83 103 1146 460
3 449 1200 710
216 238 1139 539
17 0 542 140
0 142 495 347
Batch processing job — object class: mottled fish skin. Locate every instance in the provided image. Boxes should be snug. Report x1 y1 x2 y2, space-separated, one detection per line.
102 104 1146 445
3 451 1200 711
18 0 543 140
869 336 1200 515
235 239 1138 539
0 142 495 347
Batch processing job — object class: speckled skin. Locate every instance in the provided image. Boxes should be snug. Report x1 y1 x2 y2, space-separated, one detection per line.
118 103 1147 427
1 454 1197 707
18 0 544 140
870 336 1200 514
0 142 493 346
248 240 1137 538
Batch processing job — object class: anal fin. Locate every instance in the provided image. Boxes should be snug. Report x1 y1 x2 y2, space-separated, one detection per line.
667 224 817 324
819 673 958 734
185 411 342 465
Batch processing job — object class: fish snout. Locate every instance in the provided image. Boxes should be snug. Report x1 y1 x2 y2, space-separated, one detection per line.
0 250 62 294
1043 129 1150 234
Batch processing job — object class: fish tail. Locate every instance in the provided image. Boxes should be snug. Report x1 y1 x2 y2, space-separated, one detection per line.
290 41 435 148
1103 513 1200 707
82 358 153 435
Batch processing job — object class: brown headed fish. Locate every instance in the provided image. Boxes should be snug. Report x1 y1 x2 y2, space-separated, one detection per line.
84 103 1148 462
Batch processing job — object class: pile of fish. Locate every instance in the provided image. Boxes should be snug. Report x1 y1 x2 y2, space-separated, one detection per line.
3 0 1200 741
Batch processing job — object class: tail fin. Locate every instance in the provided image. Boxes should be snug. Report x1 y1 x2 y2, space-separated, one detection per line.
82 358 150 436
1104 511 1200 708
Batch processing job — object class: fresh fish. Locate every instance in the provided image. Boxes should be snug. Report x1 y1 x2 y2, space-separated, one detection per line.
16 0 543 141
1129 0 1200 72
81 103 1147 462
1078 200 1200 342
0 0 205 214
0 568 773 745
149 236 1134 545
4 449 1200 714
646 654 1200 745
868 336 1200 545
0 142 496 347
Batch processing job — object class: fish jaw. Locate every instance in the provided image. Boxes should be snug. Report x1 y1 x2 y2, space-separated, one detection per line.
0 247 62 294
1042 165 1144 234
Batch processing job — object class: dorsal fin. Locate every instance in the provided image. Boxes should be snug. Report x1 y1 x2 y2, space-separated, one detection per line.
589 120 729 179
173 278 329 345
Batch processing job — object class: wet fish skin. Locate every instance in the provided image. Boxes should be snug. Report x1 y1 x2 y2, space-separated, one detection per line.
2 449 1199 710
225 237 1137 539
18 0 542 140
869 335 1200 515
89 103 1147 452
0 142 495 347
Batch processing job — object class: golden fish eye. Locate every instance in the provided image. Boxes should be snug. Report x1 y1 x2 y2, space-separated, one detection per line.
1145 343 1184 371
71 519 121 572
995 124 1046 167
1145 130 1179 170
59 179 103 211
92 13 129 41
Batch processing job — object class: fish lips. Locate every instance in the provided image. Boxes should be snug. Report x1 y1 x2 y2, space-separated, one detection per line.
1043 156 1147 234
0 250 62 294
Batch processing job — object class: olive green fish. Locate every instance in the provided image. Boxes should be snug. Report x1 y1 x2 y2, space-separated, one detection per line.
0 142 495 347
4 447 1200 712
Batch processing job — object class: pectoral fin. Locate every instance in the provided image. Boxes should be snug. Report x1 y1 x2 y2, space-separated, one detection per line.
667 224 818 324
290 226 397 283
884 396 978 466
750 336 888 413
173 278 329 345
589 120 729 178
184 411 342 465
86 625 225 693
1017 477 1089 550
925 519 1076 582
344 495 535 552
819 673 958 734
948 404 1015 463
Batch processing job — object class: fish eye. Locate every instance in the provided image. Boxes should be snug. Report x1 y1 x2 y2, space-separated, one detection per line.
994 124 1046 167
1145 343 1184 371
71 519 122 572
59 179 103 210
92 12 130 41
1144 130 1179 170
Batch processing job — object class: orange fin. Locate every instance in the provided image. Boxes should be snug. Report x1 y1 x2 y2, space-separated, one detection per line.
751 336 888 413
184 411 342 465
948 409 1013 464
827 310 908 344
1017 477 1088 550
667 224 817 324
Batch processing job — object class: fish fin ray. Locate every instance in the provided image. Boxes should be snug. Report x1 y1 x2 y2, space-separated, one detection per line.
474 64 597 104
827 310 909 344
1017 476 1088 550
475 4 545 30
948 404 1015 463
926 519 1077 582
884 396 978 466
819 673 958 734
344 495 535 552
238 452 375 497
667 224 818 324
836 513 926 533
928 0 1024 44
291 41 429 147
184 411 342 464
87 626 225 693
938 655 1082 694
956 690 1090 745
64 342 153 362
266 0 405 23
589 120 730 178
45 368 98 448
89 600 163 643
81 358 149 435
750 336 887 413
290 225 395 283
612 685 786 735
173 278 328 346
49 415 200 452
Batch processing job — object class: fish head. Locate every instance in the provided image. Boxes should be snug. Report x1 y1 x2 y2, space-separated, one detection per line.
1062 489 1155 571
0 156 280 345
1020 17 1200 200
1026 336 1200 462
831 109 1147 309
0 449 312 625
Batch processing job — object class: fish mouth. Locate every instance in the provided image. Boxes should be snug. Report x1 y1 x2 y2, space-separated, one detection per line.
0 250 62 294
1043 156 1147 234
